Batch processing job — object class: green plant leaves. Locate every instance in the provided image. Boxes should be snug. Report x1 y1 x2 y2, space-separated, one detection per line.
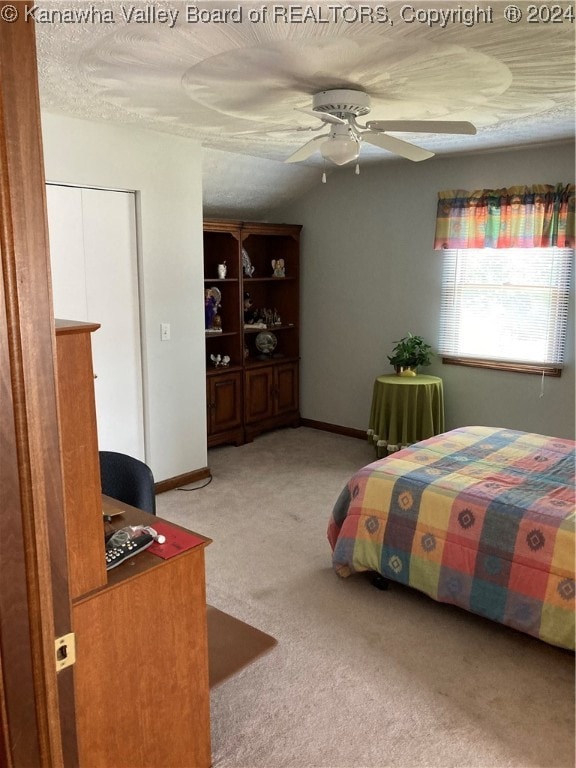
387 333 433 368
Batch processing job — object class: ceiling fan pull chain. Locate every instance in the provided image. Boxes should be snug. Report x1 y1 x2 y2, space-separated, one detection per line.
322 170 327 184
355 162 360 175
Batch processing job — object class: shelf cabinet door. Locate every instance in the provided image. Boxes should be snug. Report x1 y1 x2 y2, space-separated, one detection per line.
275 361 299 416
244 361 299 428
207 371 242 436
244 367 274 424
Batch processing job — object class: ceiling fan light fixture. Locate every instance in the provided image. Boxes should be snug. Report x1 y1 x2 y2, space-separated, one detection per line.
321 136 360 166
288 89 477 166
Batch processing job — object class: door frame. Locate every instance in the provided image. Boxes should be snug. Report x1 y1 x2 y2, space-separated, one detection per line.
0 8 77 765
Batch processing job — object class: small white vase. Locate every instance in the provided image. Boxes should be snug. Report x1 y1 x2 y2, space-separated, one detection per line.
217 263 227 279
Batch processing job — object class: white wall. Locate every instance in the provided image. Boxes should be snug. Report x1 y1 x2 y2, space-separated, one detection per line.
41 113 207 482
273 143 575 440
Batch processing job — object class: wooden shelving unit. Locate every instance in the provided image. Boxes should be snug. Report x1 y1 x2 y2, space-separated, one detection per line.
203 219 302 446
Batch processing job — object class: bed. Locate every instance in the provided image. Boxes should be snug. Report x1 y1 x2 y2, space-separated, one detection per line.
328 426 575 650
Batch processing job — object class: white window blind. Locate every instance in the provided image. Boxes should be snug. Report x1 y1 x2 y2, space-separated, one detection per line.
439 248 573 368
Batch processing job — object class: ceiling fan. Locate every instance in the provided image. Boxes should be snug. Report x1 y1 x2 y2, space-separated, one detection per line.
285 89 476 167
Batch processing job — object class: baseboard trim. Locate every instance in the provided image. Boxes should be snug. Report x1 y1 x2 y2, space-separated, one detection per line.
155 466 211 494
300 418 366 441
155 422 365 492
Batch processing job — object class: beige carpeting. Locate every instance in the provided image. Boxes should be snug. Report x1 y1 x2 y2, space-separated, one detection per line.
157 427 575 768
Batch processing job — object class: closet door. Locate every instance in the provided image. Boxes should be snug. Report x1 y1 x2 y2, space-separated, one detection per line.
46 184 145 460
81 188 144 459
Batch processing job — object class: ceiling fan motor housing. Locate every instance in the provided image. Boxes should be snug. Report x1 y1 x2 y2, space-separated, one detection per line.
312 89 371 118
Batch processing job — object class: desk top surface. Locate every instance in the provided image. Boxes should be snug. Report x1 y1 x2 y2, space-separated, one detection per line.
376 374 442 386
73 496 212 602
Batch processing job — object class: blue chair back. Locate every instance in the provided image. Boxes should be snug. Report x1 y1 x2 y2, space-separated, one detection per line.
99 451 156 515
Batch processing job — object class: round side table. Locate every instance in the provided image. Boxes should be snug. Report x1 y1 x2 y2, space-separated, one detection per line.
367 374 445 457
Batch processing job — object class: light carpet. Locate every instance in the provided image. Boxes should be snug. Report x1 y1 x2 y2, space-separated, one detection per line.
157 427 575 768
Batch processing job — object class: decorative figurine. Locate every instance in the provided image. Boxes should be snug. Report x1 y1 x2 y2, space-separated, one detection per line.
244 291 258 324
271 258 285 278
242 248 255 277
205 288 217 330
217 261 227 279
210 353 230 368
205 287 222 331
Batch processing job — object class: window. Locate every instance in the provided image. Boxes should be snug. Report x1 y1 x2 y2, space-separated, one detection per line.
439 247 573 375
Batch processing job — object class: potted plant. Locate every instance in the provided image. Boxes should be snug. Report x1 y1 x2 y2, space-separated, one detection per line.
388 333 433 374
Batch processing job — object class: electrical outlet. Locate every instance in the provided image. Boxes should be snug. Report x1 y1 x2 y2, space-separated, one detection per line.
161 323 171 341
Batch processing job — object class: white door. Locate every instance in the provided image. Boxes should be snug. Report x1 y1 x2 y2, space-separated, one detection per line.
46 184 145 460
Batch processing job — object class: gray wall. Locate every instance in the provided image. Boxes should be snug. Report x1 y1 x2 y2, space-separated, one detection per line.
272 143 575 439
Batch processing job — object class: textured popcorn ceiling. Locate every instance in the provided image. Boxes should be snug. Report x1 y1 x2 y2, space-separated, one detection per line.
35 1 575 216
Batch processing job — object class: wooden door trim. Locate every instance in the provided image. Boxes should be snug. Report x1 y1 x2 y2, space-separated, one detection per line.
0 8 78 766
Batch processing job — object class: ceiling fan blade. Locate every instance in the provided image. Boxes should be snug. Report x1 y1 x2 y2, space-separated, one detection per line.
367 120 476 135
362 132 434 162
285 134 329 163
296 107 347 125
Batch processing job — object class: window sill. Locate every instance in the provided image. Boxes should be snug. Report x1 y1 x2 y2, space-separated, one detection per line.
442 356 562 377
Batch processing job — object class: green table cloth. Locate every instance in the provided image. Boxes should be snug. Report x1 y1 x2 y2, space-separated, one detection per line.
368 374 445 456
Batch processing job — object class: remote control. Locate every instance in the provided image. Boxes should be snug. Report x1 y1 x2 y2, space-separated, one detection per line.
105 531 155 570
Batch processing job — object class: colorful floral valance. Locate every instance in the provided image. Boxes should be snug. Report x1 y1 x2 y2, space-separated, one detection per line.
434 183 575 249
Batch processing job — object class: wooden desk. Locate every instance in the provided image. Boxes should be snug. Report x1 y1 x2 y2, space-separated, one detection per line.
368 374 445 457
56 322 211 767
73 498 212 768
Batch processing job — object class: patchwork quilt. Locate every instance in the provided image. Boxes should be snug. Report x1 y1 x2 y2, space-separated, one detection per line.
328 426 575 650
